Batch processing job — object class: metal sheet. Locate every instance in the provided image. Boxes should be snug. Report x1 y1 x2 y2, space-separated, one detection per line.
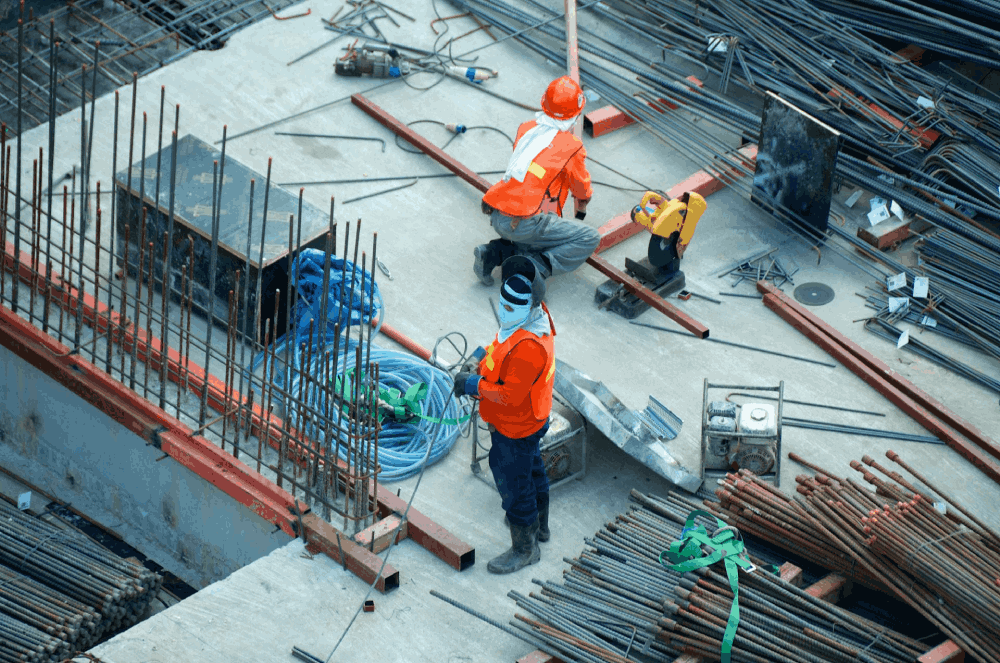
553 359 701 492
752 92 842 234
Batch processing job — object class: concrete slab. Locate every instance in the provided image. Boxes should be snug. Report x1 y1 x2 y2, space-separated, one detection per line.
5 0 1000 658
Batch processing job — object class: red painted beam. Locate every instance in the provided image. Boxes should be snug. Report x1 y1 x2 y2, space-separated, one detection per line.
804 573 849 603
919 641 965 663
595 144 758 254
303 512 399 592
374 485 475 571
584 77 704 137
758 283 1000 484
759 282 1000 464
587 254 709 338
352 94 492 193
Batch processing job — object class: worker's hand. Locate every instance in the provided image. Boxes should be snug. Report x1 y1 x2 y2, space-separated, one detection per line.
460 346 486 374
453 371 482 398
574 198 590 221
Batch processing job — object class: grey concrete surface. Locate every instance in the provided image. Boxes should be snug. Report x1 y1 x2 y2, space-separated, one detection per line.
0 342 289 590
4 0 1000 659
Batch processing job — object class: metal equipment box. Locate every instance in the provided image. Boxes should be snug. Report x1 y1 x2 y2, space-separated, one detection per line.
114 134 332 338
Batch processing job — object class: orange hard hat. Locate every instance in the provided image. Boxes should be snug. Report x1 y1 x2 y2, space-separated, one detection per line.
541 76 585 120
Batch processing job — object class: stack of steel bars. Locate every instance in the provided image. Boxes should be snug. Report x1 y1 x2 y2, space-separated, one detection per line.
504 489 929 663
710 450 1000 663
452 0 1000 360
0 0 305 134
808 0 1000 68
0 498 161 661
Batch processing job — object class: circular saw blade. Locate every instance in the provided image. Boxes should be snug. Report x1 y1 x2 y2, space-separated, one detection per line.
648 233 678 269
793 282 835 306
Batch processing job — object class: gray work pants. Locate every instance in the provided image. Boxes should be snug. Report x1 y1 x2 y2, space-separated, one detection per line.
490 209 600 278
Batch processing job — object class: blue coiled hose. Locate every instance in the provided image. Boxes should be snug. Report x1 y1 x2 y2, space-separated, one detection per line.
248 250 465 482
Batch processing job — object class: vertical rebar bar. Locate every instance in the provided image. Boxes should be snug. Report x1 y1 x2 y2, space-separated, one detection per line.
200 154 221 427
235 178 255 462
13 7 24 314
42 18 56 334
129 207 146 390
160 117 179 407
119 224 130 380
143 240 154 396
105 91 119 373
222 287 235 451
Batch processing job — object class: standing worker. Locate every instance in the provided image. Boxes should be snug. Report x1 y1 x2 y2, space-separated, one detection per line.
454 257 556 574
475 76 600 285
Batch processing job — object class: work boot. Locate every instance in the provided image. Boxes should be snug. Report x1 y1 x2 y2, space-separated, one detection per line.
536 493 551 543
488 521 541 574
473 242 502 286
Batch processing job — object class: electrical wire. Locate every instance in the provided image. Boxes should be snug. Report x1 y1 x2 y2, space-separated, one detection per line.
393 119 514 154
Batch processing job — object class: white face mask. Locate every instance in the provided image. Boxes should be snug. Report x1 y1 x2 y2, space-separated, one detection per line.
497 301 532 343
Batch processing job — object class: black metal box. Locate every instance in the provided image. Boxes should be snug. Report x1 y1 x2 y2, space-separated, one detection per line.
114 134 331 339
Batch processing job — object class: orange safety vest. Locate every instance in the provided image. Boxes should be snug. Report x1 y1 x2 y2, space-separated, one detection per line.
482 120 585 218
477 303 557 438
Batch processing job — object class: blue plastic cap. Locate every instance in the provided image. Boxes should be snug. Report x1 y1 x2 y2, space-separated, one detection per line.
389 66 401 78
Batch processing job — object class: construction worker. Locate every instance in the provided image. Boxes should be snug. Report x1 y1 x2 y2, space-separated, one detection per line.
454 257 556 574
475 76 599 286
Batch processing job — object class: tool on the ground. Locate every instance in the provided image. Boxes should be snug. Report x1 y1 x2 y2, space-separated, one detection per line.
335 47 411 78
677 290 692 301
701 379 783 485
595 191 706 319
275 132 387 152
376 259 393 280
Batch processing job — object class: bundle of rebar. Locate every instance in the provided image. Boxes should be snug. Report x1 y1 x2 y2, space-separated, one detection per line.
0 0 305 134
709 451 1000 663
454 0 1000 378
506 489 927 663
0 499 161 661
660 563 927 663
808 0 1000 69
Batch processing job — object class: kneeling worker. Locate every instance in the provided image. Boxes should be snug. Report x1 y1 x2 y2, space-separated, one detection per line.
475 76 600 285
454 257 556 574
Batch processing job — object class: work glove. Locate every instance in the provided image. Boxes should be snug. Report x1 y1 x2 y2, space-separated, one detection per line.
574 197 590 221
460 346 486 374
453 371 483 398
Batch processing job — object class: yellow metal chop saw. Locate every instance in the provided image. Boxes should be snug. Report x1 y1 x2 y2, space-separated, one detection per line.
595 191 707 318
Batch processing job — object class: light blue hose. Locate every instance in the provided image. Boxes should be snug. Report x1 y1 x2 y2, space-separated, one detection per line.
248 250 464 482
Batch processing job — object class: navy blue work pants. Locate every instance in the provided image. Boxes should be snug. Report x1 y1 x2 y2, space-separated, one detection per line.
488 421 550 527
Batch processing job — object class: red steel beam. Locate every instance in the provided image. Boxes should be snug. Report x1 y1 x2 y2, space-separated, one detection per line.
352 93 492 192
374 485 475 571
759 282 1000 463
583 77 704 138
303 513 399 592
758 283 1000 484
587 254 709 338
595 144 758 253
919 641 966 663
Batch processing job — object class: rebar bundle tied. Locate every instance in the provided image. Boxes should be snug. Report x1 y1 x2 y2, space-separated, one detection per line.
507 489 929 663
709 453 1000 663
0 499 161 662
